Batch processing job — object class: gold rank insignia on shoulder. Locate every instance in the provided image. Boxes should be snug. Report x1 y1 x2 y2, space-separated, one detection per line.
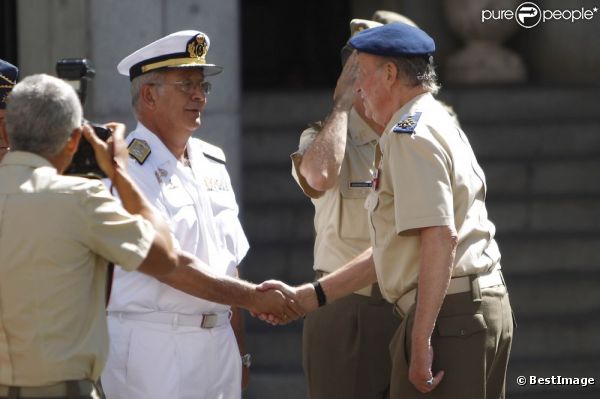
393 112 422 134
128 139 151 165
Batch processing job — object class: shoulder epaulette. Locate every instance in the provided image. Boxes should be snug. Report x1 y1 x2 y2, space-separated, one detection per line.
198 139 226 164
392 112 422 134
128 139 151 165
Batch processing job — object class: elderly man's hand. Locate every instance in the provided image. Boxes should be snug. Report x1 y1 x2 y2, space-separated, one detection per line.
250 285 305 325
409 340 444 393
82 122 128 181
254 281 319 325
333 50 359 111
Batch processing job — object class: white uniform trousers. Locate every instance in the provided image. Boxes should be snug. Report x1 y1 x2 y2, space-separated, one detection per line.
102 314 242 399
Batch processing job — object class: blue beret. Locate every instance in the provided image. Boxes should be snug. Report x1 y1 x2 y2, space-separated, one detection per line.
0 59 18 109
349 22 435 58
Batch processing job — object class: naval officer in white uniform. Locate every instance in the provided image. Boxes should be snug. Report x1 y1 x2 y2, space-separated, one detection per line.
102 30 264 399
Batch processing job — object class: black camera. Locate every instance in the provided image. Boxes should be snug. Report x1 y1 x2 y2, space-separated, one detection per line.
56 58 111 178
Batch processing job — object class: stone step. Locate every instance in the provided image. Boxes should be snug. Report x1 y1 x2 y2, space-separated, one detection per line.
245 328 303 369
243 121 600 166
241 197 600 246
240 233 600 281
510 318 600 359
500 234 600 274
466 122 600 161
244 358 600 399
243 158 600 205
239 245 314 286
507 271 600 318
242 89 600 129
242 323 600 399
438 88 600 125
243 369 306 399
487 197 600 234
244 306 600 360
242 265 600 329
244 315 600 370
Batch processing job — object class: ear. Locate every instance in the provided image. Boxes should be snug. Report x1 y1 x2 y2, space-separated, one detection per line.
66 128 82 155
141 84 158 108
384 61 398 87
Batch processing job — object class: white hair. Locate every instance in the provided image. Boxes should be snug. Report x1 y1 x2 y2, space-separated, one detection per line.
130 71 164 115
6 74 82 157
388 56 440 95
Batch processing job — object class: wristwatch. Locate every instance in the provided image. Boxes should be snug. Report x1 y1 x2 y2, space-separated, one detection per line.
241 353 252 368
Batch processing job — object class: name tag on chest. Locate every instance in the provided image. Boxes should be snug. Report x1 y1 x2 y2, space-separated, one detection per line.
349 181 373 189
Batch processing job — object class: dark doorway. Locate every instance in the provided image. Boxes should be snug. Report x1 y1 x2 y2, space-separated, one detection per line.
241 0 351 90
0 0 18 66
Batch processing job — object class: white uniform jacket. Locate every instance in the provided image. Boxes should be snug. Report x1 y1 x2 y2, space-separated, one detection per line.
107 123 249 315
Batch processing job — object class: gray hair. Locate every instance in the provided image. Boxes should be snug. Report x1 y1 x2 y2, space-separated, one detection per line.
6 74 82 157
387 56 440 95
131 71 164 115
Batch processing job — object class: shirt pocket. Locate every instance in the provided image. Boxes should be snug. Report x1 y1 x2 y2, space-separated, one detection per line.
338 158 374 241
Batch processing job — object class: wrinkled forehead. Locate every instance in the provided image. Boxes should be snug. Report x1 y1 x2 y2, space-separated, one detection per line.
356 52 384 74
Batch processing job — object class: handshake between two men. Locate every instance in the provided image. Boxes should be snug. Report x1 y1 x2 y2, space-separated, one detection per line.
82 122 310 323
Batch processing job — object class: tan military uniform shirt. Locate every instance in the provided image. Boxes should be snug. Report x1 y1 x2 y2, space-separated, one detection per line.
366 93 501 303
292 108 378 296
0 152 155 385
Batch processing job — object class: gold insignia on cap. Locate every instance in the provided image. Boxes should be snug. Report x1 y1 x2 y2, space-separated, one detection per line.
187 34 208 61
128 139 151 165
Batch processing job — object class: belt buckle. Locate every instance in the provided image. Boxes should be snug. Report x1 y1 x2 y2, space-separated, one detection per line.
201 313 218 329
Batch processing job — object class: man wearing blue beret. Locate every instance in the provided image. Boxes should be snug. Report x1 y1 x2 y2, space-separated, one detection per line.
0 58 18 162
262 22 513 399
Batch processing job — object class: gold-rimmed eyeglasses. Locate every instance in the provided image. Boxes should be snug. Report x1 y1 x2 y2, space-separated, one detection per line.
150 80 211 96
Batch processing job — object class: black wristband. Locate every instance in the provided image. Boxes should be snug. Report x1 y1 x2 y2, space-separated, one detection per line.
312 281 327 307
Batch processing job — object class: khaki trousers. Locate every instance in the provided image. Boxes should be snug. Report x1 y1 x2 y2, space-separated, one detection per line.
303 286 400 399
389 285 513 399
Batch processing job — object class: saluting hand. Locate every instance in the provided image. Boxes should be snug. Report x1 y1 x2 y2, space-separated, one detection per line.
333 50 359 111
